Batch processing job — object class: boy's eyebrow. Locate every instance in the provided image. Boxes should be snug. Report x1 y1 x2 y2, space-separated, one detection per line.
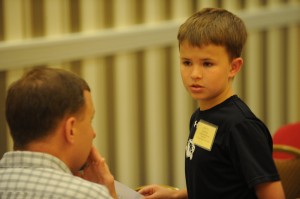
180 57 192 61
180 57 214 61
200 58 214 61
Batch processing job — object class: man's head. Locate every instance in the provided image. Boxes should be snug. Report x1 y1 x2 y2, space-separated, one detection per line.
177 8 247 61
5 67 91 150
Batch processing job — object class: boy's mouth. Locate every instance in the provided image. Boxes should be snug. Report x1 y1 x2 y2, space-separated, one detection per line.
190 84 204 92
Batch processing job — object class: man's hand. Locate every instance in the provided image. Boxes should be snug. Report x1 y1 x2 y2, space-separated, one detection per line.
75 146 117 199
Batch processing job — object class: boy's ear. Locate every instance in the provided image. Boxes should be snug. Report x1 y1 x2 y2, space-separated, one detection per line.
229 57 243 78
64 117 76 144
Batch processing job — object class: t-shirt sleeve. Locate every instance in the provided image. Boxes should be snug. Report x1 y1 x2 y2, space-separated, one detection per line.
228 118 280 188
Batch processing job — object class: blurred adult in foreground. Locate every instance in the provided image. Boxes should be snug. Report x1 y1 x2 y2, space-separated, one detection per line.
0 67 117 199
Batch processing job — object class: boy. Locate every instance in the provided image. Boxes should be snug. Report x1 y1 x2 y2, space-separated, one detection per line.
139 8 285 199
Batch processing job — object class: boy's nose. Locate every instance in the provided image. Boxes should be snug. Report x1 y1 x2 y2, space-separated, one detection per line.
191 66 203 79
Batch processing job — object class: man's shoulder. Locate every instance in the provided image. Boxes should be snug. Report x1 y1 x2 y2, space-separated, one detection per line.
0 171 111 199
0 191 64 199
0 189 111 199
0 154 111 199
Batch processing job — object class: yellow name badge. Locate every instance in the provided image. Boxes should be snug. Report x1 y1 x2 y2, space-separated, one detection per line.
193 120 218 151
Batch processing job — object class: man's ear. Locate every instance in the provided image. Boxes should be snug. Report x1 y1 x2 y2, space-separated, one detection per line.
229 57 243 78
65 117 76 144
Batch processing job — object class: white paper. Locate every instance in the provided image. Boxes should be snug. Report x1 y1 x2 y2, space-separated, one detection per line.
115 180 143 199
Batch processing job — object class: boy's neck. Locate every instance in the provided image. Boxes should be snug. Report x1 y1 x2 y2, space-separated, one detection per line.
199 89 234 111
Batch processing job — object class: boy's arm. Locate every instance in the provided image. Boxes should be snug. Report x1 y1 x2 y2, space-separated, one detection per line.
138 185 188 199
255 181 285 199
174 189 188 199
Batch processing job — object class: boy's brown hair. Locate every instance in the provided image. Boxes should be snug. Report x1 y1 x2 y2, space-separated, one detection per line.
177 8 247 60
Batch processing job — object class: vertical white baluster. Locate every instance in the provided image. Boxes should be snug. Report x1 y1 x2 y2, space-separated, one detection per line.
266 0 285 133
3 0 30 150
79 0 111 159
286 0 300 122
44 0 70 69
113 0 140 188
197 0 217 9
244 0 265 119
223 0 244 98
170 0 194 189
143 0 169 185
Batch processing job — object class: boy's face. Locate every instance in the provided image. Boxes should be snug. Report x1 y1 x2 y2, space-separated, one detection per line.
179 41 241 110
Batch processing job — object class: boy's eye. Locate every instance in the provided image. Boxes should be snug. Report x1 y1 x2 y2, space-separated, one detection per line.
203 61 213 67
182 60 192 66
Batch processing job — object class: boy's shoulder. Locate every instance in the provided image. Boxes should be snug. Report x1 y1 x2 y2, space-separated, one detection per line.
193 95 257 122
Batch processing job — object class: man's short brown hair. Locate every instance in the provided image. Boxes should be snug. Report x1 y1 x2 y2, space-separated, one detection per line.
5 67 90 149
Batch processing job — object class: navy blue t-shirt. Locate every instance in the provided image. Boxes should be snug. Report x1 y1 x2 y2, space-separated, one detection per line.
185 95 280 199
